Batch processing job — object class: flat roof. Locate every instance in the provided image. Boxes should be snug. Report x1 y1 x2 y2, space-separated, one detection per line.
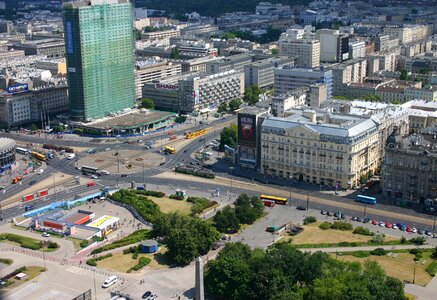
81 110 176 130
62 212 90 224
87 215 119 230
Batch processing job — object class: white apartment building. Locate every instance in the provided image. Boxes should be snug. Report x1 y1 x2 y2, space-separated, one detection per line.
349 40 365 59
279 28 320 68
274 66 333 98
315 29 349 63
142 29 180 41
271 87 308 117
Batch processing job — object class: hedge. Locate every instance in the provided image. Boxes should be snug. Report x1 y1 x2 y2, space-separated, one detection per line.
370 248 387 256
352 251 371 258
86 253 113 266
353 226 374 236
91 229 150 254
127 257 151 272
303 216 317 225
187 197 216 215
0 258 13 265
175 166 215 179
0 233 59 251
109 189 163 224
135 190 166 198
319 222 331 230
42 144 74 153
426 261 437 277
330 221 353 231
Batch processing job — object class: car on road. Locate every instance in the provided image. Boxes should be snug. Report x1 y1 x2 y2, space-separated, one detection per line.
183 149 188 153
144 145 151 149
371 220 378 225
105 148 111 151
121 174 127 177
87 149 96 154
87 182 95 187
296 206 307 210
159 162 165 166
42 232 50 237
102 275 117 288
146 293 158 300
101 170 109 175
142 291 152 299
24 205 34 211
320 210 327 215
362 218 370 223
0 185 6 190
67 154 75 160
38 169 44 174
385 222 392 228
90 175 98 179
29 180 37 186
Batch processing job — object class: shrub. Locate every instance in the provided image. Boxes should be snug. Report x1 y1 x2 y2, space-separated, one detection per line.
303 216 317 225
91 229 149 254
123 246 139 254
409 248 422 255
132 252 139 259
337 242 351 247
319 222 331 230
187 197 215 215
426 261 437 277
400 236 407 244
47 241 59 249
353 226 374 236
330 221 353 231
410 236 426 246
86 253 112 266
370 248 387 256
136 190 166 198
169 194 185 200
127 257 151 272
0 258 13 265
414 252 423 262
352 251 371 258
371 234 385 245
80 240 89 248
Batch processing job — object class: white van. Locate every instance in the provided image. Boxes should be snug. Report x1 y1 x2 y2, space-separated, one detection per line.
67 153 75 160
102 275 118 288
101 170 109 175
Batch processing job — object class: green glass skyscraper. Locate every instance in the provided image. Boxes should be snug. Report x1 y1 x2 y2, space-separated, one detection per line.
63 0 135 121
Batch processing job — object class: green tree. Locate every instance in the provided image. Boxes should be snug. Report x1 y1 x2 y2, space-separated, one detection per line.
171 47 180 59
221 32 237 40
53 125 64 133
243 84 264 105
30 123 38 131
219 123 238 150
217 101 228 113
142 97 155 109
234 194 264 225
213 206 240 233
174 115 187 123
133 28 142 40
271 48 279 55
228 98 242 111
400 69 408 80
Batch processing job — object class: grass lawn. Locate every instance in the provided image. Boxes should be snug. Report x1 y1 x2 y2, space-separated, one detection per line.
148 196 192 215
97 246 168 273
0 233 59 252
0 266 46 290
336 252 433 286
67 237 85 252
283 222 398 245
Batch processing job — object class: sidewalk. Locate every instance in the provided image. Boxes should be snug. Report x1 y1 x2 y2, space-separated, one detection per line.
301 244 435 253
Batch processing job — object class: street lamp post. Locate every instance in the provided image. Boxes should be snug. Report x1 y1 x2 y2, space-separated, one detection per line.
306 194 310 211
115 145 120 173
229 167 234 199
93 267 97 300
413 262 417 284
363 203 367 218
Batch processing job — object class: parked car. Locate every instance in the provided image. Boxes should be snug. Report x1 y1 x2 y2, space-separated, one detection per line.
320 210 327 215
296 206 307 211
392 224 399 230
418 229 425 235
412 228 418 233
327 211 333 216
371 220 379 225
350 216 358 221
362 218 370 223
91 175 98 179
385 222 392 228
42 232 50 237
38 169 44 174
406 226 412 233
142 291 152 299
356 217 363 222
378 221 385 227
426 230 433 236
87 182 95 187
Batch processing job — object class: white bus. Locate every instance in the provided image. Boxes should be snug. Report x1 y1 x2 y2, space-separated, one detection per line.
16 147 29 155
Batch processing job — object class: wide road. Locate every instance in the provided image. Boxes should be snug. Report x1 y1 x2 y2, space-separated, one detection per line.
1 116 436 234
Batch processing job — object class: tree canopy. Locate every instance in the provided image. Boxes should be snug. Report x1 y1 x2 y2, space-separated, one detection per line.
243 84 264 105
205 242 406 300
219 123 238 150
142 97 155 109
228 98 242 111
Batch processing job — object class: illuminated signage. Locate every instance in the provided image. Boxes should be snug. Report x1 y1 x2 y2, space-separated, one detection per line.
7 83 28 94
155 83 178 90
66 22 73 54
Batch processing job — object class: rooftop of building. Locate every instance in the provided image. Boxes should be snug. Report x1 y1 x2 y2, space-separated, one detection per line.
387 128 437 154
402 99 437 110
77 109 176 130
65 0 129 8
262 109 376 139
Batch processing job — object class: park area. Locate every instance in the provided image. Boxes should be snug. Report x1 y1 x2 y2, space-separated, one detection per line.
284 222 399 247
148 196 192 215
337 251 434 286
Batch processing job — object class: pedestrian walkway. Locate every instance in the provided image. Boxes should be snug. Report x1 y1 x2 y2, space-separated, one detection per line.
301 244 434 253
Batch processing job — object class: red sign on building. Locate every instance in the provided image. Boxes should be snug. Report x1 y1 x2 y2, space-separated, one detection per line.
22 194 34 202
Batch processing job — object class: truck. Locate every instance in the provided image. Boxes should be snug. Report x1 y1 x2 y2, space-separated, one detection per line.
12 176 23 184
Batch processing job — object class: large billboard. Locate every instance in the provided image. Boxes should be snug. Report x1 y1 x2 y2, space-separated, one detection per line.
7 83 28 94
66 22 73 54
238 113 256 147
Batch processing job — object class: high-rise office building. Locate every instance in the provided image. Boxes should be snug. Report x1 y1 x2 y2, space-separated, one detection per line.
63 0 135 121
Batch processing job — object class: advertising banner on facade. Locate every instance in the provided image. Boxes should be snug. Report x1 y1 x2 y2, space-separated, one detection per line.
238 114 256 147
